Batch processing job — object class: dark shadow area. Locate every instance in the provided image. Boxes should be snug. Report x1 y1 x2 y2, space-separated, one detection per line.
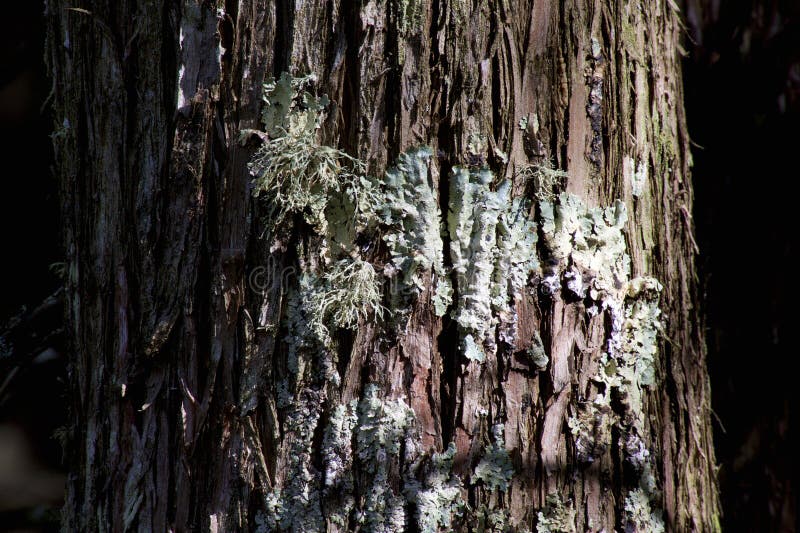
0 2 65 532
684 0 798 530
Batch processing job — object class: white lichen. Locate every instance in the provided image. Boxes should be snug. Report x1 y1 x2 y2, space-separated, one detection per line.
381 146 451 320
536 493 577 533
628 156 648 198
473 424 514 492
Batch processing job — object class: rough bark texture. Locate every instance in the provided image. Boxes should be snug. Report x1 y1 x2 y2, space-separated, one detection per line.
46 0 720 531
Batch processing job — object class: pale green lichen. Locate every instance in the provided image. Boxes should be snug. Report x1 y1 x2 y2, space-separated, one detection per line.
595 277 663 430
623 488 665 533
471 506 516 532
322 402 358 527
310 257 385 331
473 424 514 492
249 72 379 243
381 146 451 320
463 334 486 363
536 494 576 533
262 390 326 532
404 442 464 533
567 396 614 463
492 194 539 344
536 190 667 515
355 384 416 532
616 277 662 387
448 167 504 356
538 192 629 299
448 165 540 360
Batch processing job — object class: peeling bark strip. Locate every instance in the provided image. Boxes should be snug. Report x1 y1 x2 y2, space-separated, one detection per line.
47 0 719 531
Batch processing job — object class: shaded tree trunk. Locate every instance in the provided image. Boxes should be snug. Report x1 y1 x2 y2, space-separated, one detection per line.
46 0 720 531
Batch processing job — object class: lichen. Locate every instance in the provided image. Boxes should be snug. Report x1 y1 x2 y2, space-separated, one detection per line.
616 277 662 388
536 494 577 533
567 396 614 463
381 146 451 321
623 488 665 533
526 330 549 370
448 166 540 360
473 424 514 492
261 390 326 532
322 402 358 527
535 190 667 522
594 276 663 436
522 161 569 202
538 192 629 299
355 384 417 532
493 194 539 317
628 156 648 197
249 73 376 237
309 257 385 331
283 274 338 387
404 442 464 533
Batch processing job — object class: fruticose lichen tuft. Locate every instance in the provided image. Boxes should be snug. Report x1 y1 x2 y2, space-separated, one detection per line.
536 493 577 533
522 161 569 202
309 257 385 331
472 423 514 492
249 73 377 236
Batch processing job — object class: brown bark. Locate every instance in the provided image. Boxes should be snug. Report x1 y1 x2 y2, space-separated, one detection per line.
46 0 720 531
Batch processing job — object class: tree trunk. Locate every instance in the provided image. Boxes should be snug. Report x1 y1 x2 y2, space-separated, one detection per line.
46 0 720 531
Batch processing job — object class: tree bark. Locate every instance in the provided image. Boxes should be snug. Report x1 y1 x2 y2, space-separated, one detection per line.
46 0 720 531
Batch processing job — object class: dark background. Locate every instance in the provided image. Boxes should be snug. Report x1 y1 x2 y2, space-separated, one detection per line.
0 1 796 531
